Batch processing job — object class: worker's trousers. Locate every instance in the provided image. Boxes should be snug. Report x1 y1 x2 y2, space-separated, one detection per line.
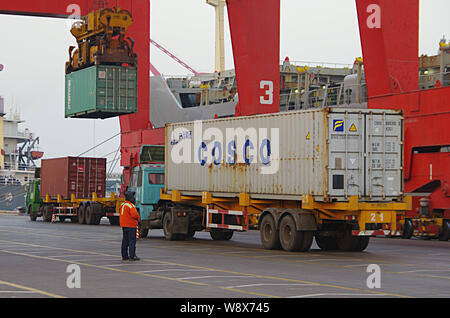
121 227 137 259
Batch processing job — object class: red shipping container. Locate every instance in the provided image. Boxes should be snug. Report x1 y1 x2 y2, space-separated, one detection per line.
40 157 106 200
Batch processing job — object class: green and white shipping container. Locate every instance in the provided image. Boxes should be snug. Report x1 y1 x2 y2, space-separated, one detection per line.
65 65 138 119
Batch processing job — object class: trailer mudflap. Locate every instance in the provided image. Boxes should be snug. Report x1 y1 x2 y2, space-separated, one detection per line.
170 208 190 235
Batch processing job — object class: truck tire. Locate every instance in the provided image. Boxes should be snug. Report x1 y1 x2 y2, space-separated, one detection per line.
259 214 281 250
29 206 37 222
402 219 414 239
438 220 450 241
279 215 305 252
300 232 314 252
42 206 53 222
353 237 370 252
85 204 101 225
78 204 86 224
315 236 338 251
209 229 234 241
163 213 184 240
336 228 368 252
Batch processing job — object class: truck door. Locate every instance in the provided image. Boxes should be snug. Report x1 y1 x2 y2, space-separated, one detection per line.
142 169 165 206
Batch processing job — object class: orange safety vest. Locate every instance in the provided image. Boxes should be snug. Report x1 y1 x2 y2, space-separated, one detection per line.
119 201 141 228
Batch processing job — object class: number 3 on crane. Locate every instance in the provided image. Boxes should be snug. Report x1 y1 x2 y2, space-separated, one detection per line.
260 80 274 105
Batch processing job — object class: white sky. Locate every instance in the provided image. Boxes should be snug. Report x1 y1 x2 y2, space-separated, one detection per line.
0 0 449 173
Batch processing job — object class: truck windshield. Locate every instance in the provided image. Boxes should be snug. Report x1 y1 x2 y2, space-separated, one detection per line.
149 173 164 185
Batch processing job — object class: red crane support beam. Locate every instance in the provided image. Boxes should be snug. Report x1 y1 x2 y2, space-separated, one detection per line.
226 0 280 116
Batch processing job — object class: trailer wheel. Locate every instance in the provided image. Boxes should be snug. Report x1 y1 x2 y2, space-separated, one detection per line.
78 204 86 224
85 204 101 225
315 236 338 251
438 220 450 241
259 214 281 250
279 215 304 252
402 219 414 239
209 229 234 241
353 237 370 252
336 228 369 252
42 206 53 222
300 232 314 252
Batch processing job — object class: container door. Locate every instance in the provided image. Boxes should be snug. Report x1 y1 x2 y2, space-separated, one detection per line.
328 112 365 198
365 113 403 199
97 66 137 113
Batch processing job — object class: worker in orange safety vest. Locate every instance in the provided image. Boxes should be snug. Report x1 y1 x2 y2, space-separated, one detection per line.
120 191 141 261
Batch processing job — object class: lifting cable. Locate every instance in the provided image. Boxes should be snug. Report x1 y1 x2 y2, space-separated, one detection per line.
77 132 120 157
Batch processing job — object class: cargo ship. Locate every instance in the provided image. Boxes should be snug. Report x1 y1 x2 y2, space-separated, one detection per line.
153 35 448 130
0 96 43 212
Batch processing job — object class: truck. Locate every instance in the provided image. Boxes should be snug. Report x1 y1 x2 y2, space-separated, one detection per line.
136 107 412 252
27 157 125 225
26 150 165 228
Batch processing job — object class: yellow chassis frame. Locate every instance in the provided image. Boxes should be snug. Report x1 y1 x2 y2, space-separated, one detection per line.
43 192 124 213
160 189 412 232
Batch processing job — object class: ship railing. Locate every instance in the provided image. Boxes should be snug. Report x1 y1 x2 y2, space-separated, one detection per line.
281 60 354 69
419 71 450 88
280 83 367 112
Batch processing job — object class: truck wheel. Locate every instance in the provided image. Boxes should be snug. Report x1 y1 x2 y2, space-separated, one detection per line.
300 232 314 252
209 229 234 241
78 205 86 224
402 219 414 239
42 206 53 222
260 214 281 250
163 213 176 240
279 215 304 252
315 235 338 251
438 220 450 241
337 229 367 252
29 206 37 222
85 205 101 225
353 237 370 252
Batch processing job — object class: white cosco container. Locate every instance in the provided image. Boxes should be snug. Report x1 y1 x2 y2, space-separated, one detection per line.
165 108 403 202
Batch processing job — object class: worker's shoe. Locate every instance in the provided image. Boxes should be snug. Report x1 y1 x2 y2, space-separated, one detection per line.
122 257 130 261
129 256 140 261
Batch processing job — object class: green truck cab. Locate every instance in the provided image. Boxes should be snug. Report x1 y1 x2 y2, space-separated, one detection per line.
26 179 43 221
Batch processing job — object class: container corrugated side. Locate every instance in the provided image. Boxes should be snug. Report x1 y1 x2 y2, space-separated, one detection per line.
40 157 106 200
165 108 403 202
